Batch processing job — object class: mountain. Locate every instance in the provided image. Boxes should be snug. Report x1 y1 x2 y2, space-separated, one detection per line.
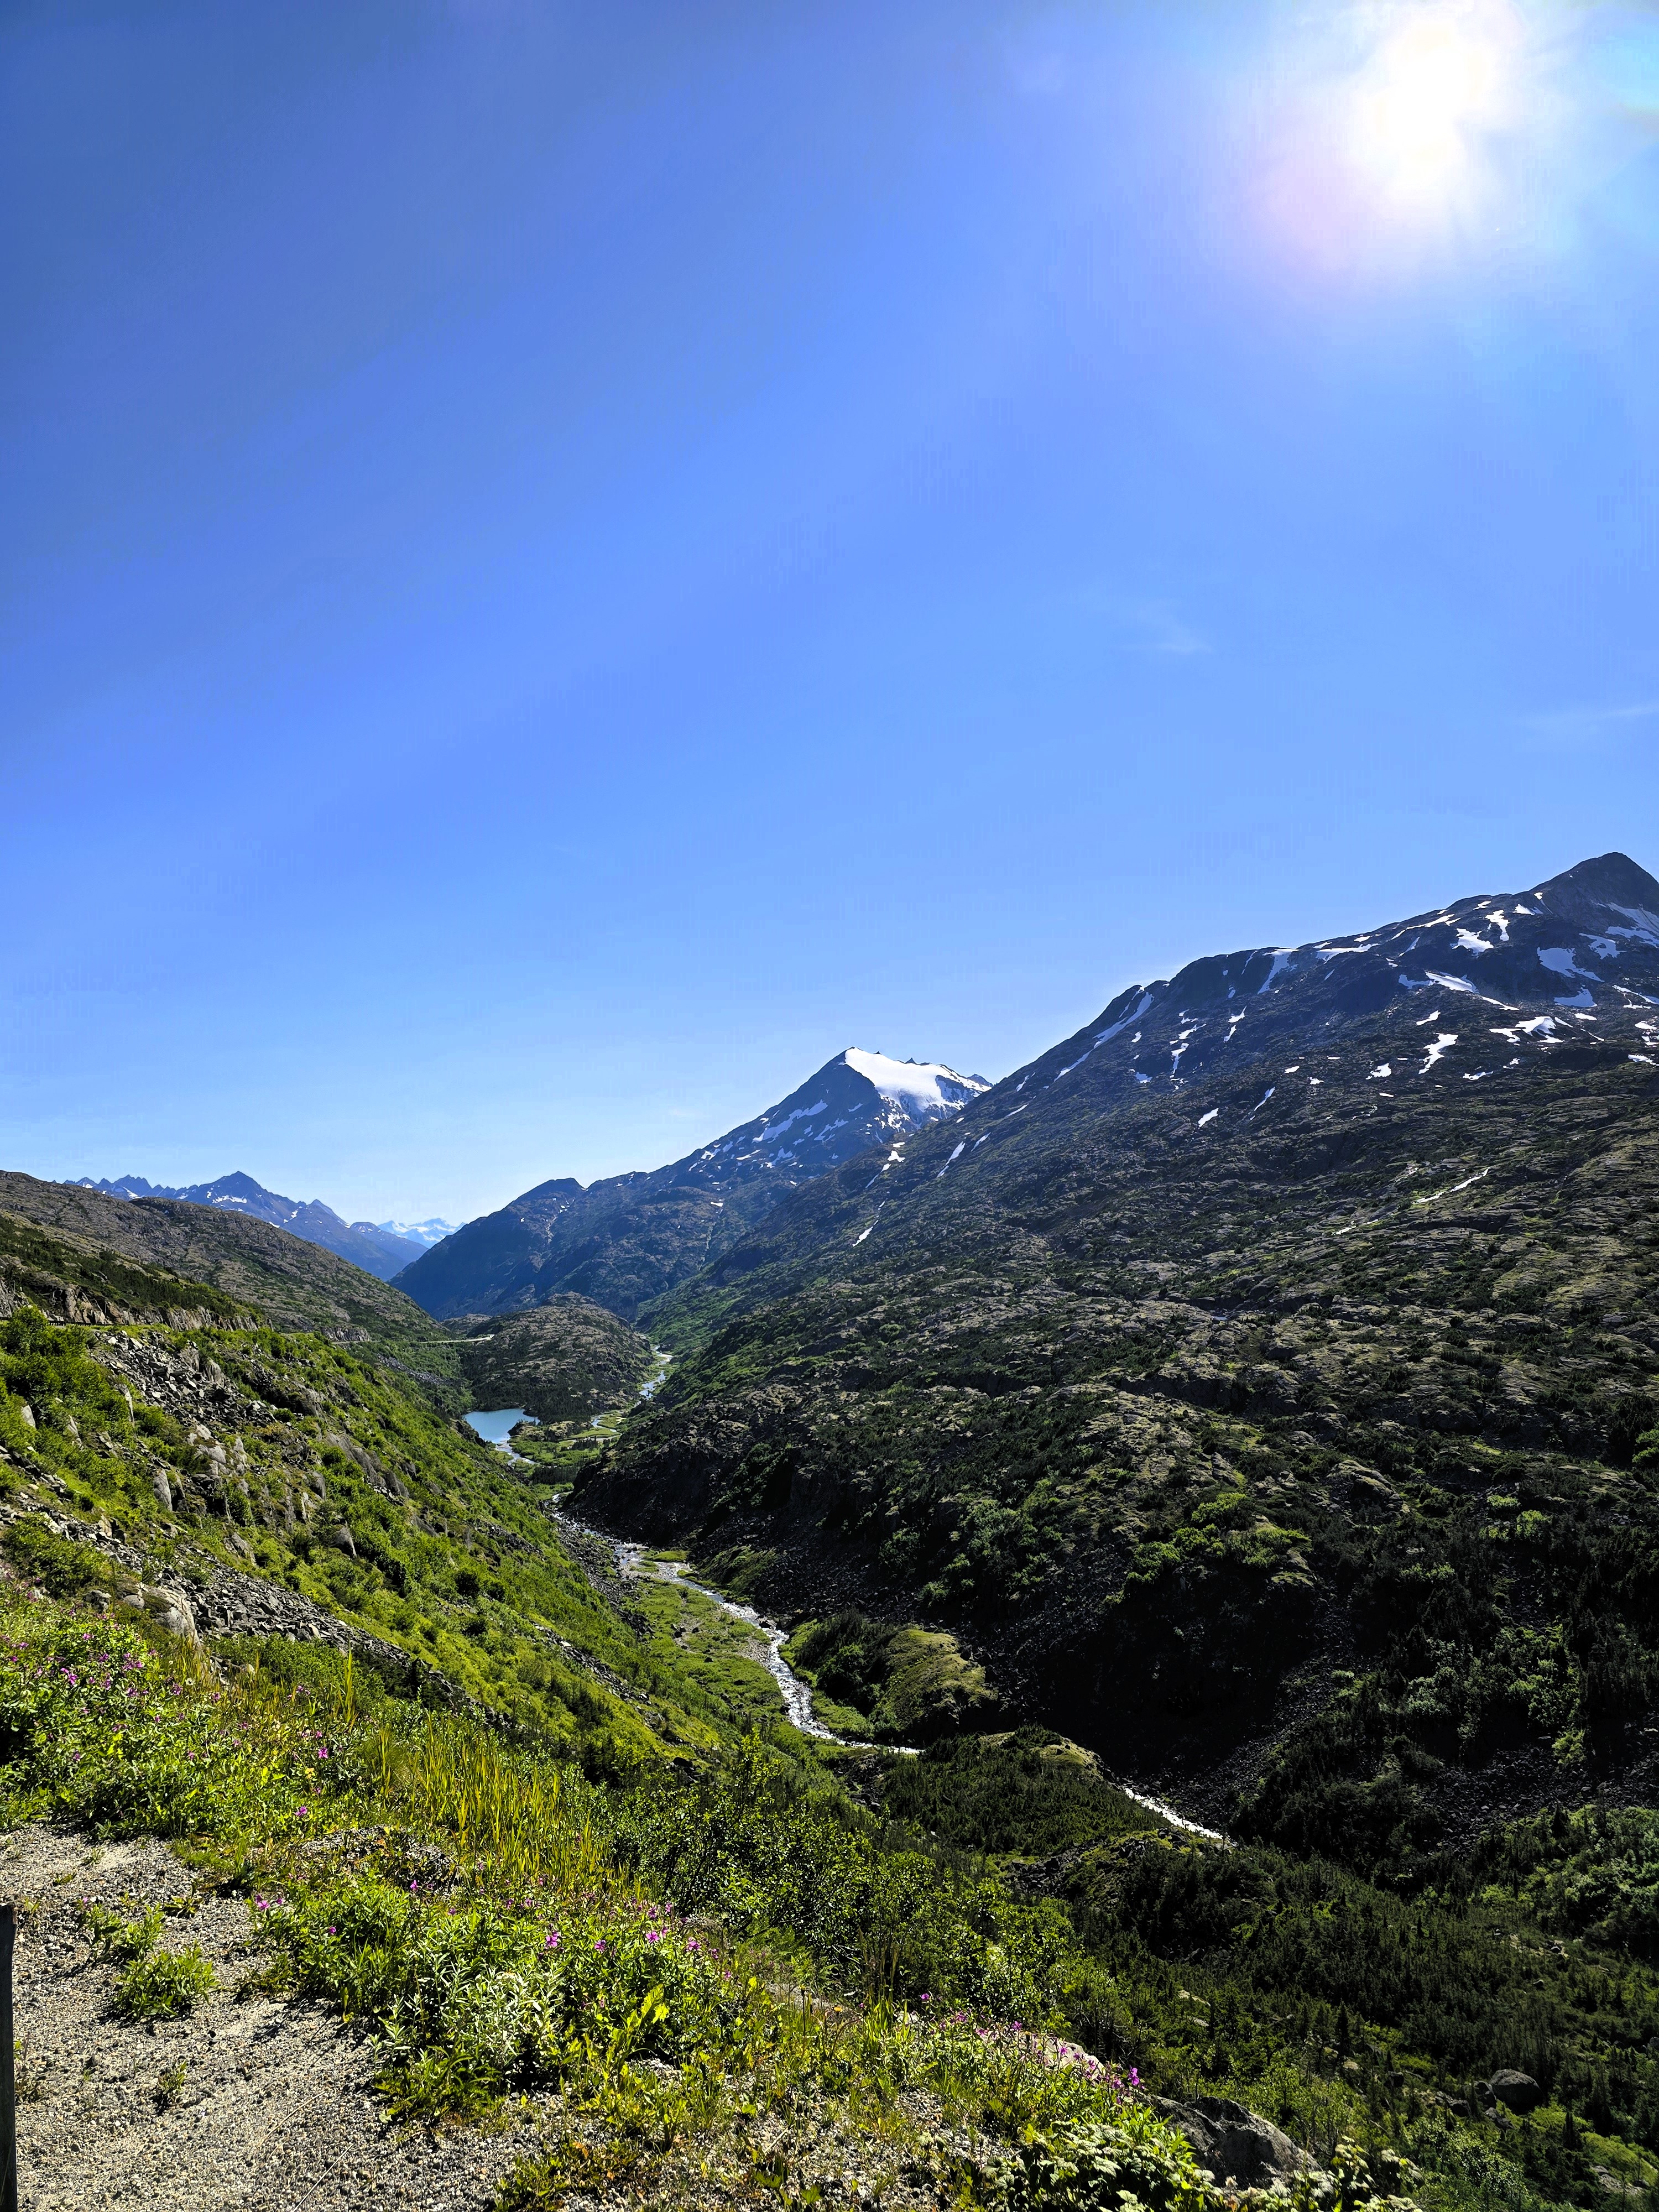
74 1171 427 1281
576 853 1659 1854
394 1046 989 1322
0 1206 817 1762
377 1215 458 1250
12 1201 1599 2212
1 1171 464 1397
18 898 1659 2212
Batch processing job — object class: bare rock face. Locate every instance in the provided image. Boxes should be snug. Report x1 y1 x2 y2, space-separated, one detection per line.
1157 2096 1316 2189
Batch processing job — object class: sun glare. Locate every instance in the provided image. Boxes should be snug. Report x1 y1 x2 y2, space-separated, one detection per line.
1254 2 1541 269
1352 11 1511 206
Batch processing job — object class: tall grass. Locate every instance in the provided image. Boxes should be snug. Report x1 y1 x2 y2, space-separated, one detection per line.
0 1580 1423 2211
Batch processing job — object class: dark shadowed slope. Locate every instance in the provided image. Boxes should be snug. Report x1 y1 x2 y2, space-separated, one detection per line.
578 855 1659 1854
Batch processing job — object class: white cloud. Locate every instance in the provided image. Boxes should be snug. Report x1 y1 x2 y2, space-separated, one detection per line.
1089 592 1211 658
1521 700 1659 747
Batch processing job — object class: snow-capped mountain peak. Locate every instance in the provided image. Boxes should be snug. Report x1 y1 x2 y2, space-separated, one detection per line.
397 1044 989 1319
69 1171 434 1282
988 851 1659 1106
840 1048 990 1127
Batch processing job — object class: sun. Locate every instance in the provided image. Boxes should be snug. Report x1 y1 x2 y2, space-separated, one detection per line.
1349 7 1515 209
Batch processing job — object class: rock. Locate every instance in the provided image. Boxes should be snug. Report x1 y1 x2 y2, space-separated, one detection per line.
145 1586 199 1642
1157 2097 1316 2189
115 1584 198 1642
322 1524 357 1558
18 1403 35 1430
151 1472 174 1512
1488 2071 1543 2113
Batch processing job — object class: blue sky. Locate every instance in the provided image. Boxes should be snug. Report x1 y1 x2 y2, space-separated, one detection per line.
6 1 1659 1223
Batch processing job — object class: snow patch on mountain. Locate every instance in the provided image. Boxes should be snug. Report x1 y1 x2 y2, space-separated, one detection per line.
1538 946 1601 984
842 1049 989 1125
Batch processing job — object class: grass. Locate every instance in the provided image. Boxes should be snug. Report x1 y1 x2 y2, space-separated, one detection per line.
0 1574 1408 2212
631 1573 785 1733
115 1943 216 2019
5 1285 1653 2210
782 1611 1003 1743
0 1293 824 1771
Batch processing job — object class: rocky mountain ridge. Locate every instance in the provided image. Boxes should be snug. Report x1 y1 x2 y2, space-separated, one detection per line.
575 854 1659 1859
74 1170 429 1281
0 1172 463 1400
394 1046 988 1323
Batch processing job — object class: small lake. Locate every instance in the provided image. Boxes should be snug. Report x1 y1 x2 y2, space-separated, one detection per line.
465 1407 538 1447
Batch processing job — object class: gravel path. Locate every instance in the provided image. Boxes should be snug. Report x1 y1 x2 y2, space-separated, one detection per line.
6 1823 547 2212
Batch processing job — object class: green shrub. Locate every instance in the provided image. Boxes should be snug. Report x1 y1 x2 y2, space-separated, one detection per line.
115 1943 216 2018
81 1902 163 1960
881 1730 1164 1856
999 2115 1207 2212
1 1517 106 1599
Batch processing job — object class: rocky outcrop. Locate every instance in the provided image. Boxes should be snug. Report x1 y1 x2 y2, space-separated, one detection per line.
1157 2097 1316 2190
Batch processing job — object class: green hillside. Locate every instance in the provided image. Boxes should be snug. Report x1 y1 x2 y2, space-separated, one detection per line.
586 1031 1659 1854
0 1171 465 1400
447 1294 658 1428
6 1201 1659 2209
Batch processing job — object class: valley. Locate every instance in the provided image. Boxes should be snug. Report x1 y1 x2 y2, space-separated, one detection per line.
6 854 1659 2212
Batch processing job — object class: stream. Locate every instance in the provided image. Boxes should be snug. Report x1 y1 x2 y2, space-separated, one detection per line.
554 1502 1228 1832
482 1360 1228 1834
611 1540 867 1745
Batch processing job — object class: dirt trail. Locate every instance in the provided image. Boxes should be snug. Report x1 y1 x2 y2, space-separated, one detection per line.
6 1823 546 2211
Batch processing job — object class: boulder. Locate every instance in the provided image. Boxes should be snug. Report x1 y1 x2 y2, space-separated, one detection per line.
1486 2072 1543 2114
116 1584 199 1642
145 1585 199 1642
150 1471 174 1512
1157 2097 1315 2189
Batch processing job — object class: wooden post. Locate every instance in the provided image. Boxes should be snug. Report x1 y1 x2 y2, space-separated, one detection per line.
0 1901 15 2212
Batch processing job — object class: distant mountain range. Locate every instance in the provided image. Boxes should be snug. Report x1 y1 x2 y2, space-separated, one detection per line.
377 1217 457 1251
1 1169 460 1392
70 1171 451 1282
394 1047 989 1322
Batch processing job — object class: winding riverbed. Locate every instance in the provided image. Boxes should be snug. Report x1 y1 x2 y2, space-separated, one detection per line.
613 1541 856 1743
557 1505 1230 1835
477 1360 1227 1835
